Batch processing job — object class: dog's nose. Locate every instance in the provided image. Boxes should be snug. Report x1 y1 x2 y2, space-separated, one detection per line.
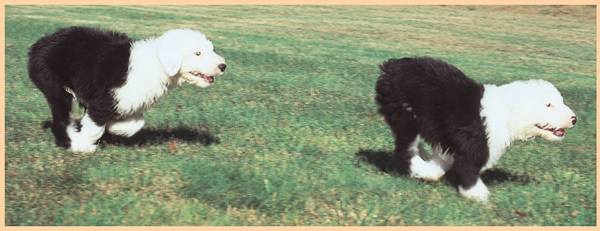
218 63 226 72
571 116 577 125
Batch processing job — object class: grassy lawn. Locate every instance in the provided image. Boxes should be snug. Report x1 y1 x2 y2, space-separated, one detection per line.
4 5 596 226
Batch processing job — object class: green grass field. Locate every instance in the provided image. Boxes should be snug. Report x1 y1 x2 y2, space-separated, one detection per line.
4 5 596 226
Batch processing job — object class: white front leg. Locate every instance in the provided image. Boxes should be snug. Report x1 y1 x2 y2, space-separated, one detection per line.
107 114 145 137
67 114 105 153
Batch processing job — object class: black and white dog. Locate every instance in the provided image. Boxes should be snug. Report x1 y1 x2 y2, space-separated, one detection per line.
28 26 226 152
375 57 577 203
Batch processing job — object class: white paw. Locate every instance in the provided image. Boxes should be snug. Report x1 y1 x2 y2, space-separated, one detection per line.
458 178 490 203
66 114 105 153
409 155 446 181
68 141 97 153
66 124 100 153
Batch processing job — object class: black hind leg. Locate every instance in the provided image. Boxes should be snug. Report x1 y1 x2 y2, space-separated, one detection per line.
29 69 75 148
45 91 75 148
382 102 420 172
376 76 419 172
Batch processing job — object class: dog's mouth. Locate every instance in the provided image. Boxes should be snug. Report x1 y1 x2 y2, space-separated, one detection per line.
190 71 214 83
536 124 566 137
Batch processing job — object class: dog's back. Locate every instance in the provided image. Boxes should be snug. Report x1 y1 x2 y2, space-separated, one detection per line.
28 26 131 90
375 57 484 127
376 57 483 105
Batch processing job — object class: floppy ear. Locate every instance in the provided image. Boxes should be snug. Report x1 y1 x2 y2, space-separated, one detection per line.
156 39 183 76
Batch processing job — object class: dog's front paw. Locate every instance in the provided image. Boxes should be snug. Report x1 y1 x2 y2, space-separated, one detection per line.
67 140 98 153
458 178 490 204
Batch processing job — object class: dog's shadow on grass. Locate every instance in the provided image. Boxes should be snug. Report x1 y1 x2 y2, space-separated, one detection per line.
355 149 409 176
42 121 220 147
355 149 533 186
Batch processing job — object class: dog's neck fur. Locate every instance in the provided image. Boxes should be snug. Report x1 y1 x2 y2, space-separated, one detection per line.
479 83 527 171
112 39 182 117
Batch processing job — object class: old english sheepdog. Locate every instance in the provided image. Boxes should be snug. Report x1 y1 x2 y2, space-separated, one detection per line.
28 26 226 152
375 57 577 203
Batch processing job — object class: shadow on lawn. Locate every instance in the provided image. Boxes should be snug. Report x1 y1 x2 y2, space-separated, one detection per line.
42 120 220 147
355 149 533 186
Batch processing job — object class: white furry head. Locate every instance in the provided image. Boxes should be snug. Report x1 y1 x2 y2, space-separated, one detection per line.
114 28 226 116
486 79 577 142
155 29 226 88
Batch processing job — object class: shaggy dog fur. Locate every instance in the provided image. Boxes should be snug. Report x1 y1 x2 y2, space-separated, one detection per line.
375 57 577 203
28 26 226 152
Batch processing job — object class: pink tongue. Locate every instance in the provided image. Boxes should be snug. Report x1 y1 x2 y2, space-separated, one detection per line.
203 76 214 83
553 129 566 137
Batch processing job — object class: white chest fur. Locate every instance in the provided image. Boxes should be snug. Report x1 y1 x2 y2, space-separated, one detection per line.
112 39 181 116
479 84 513 172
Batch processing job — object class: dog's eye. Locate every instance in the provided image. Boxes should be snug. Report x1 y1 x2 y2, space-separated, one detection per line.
546 103 553 107
195 52 201 56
